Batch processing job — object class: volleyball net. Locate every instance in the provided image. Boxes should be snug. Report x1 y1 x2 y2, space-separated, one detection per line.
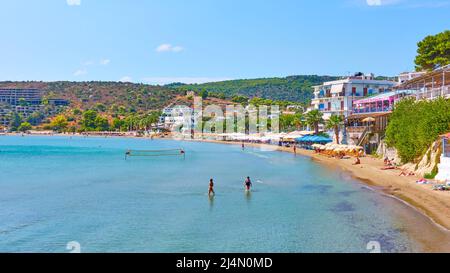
125 149 186 158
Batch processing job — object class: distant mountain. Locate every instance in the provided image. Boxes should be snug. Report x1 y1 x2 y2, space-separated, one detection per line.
171 75 341 103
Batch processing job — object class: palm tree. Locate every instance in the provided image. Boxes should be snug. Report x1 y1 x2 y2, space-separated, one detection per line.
326 114 344 144
305 110 323 135
293 113 304 131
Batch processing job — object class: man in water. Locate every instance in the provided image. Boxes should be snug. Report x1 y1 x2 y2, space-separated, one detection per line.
209 179 215 196
244 177 252 191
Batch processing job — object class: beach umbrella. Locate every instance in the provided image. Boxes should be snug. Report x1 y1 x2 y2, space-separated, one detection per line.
362 117 376 123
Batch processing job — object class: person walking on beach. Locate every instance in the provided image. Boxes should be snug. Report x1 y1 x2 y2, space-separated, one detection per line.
209 179 215 196
293 145 297 155
244 177 252 191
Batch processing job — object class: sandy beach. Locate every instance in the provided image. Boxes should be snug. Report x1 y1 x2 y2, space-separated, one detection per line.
189 138 450 233
7 132 450 232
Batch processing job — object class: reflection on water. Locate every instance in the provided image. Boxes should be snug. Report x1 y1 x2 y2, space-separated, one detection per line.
245 190 252 204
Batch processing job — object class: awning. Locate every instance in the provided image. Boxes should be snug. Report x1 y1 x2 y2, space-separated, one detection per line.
296 135 333 144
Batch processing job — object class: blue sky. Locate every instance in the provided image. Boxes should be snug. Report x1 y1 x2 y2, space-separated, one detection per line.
0 0 449 84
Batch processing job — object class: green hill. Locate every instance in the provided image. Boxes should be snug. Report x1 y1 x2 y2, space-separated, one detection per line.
172 75 341 103
0 81 183 113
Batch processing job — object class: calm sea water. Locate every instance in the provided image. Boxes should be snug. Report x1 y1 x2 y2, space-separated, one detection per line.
0 135 436 253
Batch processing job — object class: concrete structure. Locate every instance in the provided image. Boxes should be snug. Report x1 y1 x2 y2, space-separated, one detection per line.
309 73 396 119
396 65 450 101
0 88 69 127
398 71 426 84
0 88 42 106
436 134 450 183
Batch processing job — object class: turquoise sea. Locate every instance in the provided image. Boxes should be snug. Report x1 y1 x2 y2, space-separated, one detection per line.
0 136 446 253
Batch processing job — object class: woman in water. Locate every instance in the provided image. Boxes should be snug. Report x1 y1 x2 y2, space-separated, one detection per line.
244 177 252 191
208 179 215 196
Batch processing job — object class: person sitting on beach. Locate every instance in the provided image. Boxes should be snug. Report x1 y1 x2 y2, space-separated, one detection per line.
353 157 361 165
244 177 252 191
209 179 215 196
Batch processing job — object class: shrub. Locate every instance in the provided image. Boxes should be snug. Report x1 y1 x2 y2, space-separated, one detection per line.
386 98 450 163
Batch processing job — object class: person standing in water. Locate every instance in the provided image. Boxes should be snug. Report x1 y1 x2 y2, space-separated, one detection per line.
293 145 297 155
209 179 215 196
244 177 252 191
241 142 245 151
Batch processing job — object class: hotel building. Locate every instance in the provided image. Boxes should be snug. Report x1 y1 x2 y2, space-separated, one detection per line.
309 73 396 119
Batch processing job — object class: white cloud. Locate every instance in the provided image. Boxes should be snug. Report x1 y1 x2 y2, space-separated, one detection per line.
73 69 87 76
156 44 184 53
364 0 449 7
67 0 81 6
100 59 111 65
83 60 94 66
366 0 400 5
142 77 232 85
119 76 133 82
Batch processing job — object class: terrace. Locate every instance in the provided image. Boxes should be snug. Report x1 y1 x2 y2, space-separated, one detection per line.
396 65 450 101
352 90 413 114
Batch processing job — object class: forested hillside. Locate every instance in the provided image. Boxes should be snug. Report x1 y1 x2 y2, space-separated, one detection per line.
172 75 341 103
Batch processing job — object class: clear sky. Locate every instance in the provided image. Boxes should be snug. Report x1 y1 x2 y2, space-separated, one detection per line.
0 0 449 84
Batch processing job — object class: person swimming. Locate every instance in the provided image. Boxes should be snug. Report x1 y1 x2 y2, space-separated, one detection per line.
208 179 215 196
244 177 252 191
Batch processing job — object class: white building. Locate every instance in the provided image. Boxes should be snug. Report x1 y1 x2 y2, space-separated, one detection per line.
398 71 426 84
309 73 396 119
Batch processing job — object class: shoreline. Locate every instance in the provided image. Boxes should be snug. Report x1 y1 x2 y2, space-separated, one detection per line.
4 132 450 231
3 133 450 251
186 138 450 233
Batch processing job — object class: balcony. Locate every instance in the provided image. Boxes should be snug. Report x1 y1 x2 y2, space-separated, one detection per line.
352 106 393 114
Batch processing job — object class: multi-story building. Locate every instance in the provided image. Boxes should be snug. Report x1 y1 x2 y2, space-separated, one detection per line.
0 88 42 106
0 88 69 127
309 73 396 119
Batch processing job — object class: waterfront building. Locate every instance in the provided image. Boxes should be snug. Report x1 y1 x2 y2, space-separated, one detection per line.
398 71 426 84
396 65 450 101
309 73 396 120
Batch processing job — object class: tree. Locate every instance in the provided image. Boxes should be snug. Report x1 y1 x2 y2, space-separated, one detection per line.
386 97 450 163
18 122 32 132
26 111 45 126
279 114 295 132
95 103 107 112
293 112 304 130
8 112 23 131
112 118 124 131
305 110 323 135
81 110 98 131
199 90 209 100
50 115 68 132
94 115 110 131
415 30 450 71
326 115 344 144
72 108 82 116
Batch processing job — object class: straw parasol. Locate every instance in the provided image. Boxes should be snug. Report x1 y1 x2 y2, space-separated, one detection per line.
362 117 376 123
